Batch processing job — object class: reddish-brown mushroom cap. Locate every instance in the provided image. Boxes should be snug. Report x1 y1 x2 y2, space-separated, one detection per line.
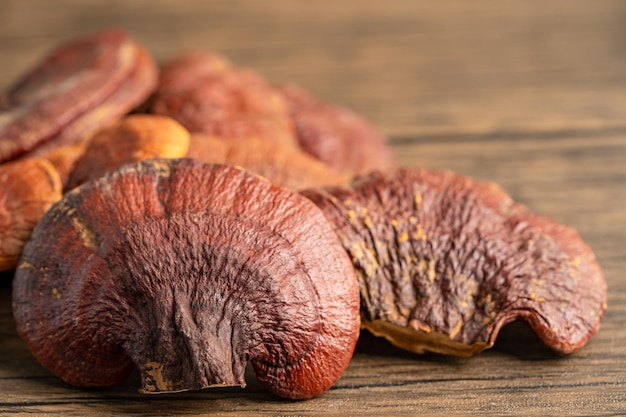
13 159 360 399
302 168 607 356
0 28 157 163
150 53 296 149
66 115 190 189
153 52 231 95
279 84 395 176
31 40 158 157
0 158 62 272
187 134 348 190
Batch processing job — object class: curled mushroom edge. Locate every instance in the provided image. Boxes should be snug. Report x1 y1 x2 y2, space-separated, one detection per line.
301 168 607 358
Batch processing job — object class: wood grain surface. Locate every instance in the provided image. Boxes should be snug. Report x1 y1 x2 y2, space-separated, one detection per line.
1 1 625 415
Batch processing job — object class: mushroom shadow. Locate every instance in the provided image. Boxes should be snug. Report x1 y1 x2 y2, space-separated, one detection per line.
492 320 555 360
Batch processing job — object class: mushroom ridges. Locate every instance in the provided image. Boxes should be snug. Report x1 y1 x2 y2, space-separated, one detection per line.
0 29 157 163
302 168 607 356
12 159 360 400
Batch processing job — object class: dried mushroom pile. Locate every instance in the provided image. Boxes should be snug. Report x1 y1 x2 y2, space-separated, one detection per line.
0 29 607 400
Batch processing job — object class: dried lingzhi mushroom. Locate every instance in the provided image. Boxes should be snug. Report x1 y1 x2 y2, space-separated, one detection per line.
0 158 62 272
65 114 345 191
187 134 347 190
0 28 157 164
13 159 360 400
149 52 395 177
302 168 607 356
150 53 296 149
279 84 394 176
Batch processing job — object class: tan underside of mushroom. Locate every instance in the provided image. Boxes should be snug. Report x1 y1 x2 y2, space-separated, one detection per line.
362 319 492 358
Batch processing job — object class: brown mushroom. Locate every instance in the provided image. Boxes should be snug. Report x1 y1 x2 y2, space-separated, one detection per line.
279 84 395 176
302 168 607 356
0 28 157 163
66 115 190 190
65 114 346 191
0 158 62 272
150 52 296 150
187 134 348 190
13 159 360 400
152 52 231 95
31 38 158 157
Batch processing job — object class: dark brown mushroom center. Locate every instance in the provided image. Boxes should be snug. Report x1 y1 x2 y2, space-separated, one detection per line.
14 159 360 400
88 212 321 393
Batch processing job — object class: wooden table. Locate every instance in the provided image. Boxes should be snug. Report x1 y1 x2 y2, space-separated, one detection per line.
1 1 625 415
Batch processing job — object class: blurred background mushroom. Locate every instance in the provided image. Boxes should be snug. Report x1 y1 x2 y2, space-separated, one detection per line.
0 158 62 272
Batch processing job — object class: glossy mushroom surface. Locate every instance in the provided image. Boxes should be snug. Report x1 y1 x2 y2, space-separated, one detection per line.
302 168 607 356
13 159 360 399
0 158 62 272
0 28 157 163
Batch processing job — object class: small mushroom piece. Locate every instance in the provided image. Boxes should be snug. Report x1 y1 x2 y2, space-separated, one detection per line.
302 168 607 356
0 158 62 272
0 28 157 163
150 53 296 150
66 115 190 189
187 134 347 190
13 159 360 399
279 84 394 176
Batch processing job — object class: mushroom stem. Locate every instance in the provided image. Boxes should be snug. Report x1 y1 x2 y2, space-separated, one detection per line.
129 293 248 394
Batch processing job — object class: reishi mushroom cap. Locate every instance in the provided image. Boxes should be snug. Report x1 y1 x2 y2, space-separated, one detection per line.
279 84 395 176
29 32 158 158
302 168 607 357
0 157 62 272
150 53 296 150
0 28 157 163
12 158 360 400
